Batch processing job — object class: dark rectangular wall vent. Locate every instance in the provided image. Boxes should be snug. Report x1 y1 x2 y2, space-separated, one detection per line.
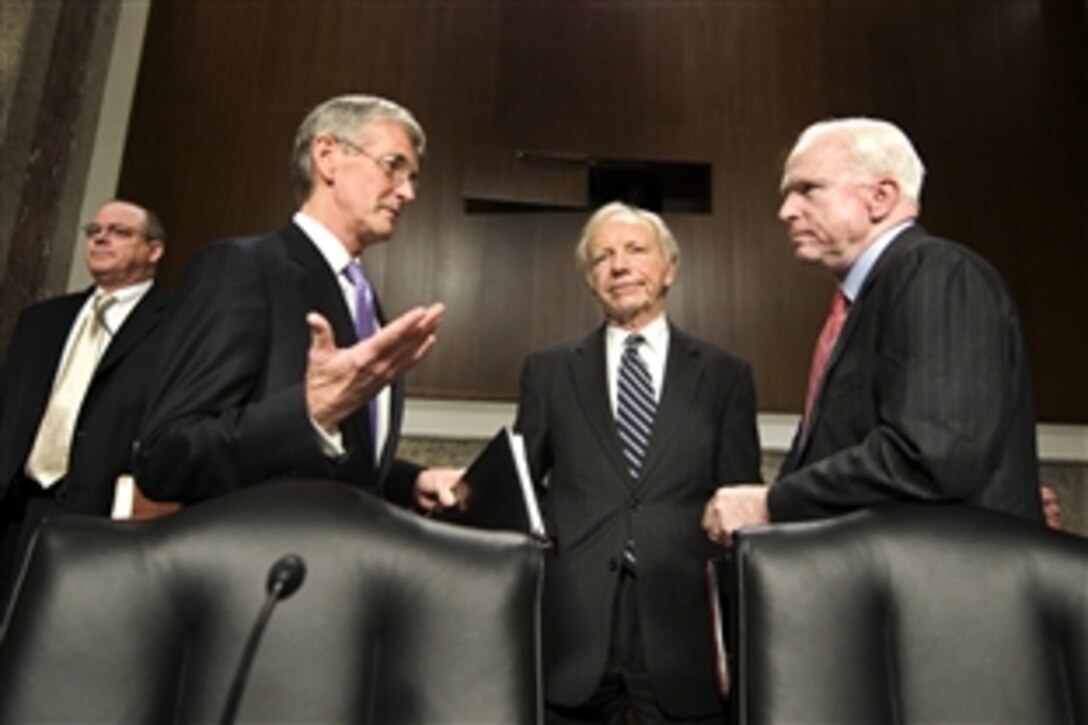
463 151 712 214
588 159 712 214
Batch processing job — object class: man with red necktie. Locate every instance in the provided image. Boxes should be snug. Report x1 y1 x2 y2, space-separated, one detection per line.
703 117 1043 545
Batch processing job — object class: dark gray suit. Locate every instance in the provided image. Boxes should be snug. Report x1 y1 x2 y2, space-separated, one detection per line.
0 285 169 606
515 324 761 718
136 222 419 505
772 224 1043 523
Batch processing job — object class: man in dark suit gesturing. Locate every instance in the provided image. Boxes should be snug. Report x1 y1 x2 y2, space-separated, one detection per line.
136 94 460 511
703 117 1043 544
515 202 761 723
0 199 170 609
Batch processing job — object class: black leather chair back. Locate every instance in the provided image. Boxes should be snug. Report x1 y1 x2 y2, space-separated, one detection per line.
0 479 543 723
727 504 1087 724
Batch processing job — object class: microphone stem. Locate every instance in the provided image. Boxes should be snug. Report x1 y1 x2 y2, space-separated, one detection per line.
220 583 283 725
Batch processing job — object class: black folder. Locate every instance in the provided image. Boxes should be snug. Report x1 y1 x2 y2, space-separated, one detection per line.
438 427 546 542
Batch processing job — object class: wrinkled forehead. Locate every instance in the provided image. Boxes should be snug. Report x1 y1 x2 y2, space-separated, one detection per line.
781 135 852 189
593 213 655 245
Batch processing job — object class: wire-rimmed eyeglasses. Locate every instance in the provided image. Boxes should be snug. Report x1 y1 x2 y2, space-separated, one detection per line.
333 136 420 192
81 223 148 241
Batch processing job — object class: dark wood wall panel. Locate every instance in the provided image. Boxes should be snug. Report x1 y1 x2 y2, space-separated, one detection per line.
119 0 1086 421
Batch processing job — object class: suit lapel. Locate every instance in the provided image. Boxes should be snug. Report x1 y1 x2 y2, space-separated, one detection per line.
821 225 920 379
23 294 86 423
797 224 922 456
370 291 404 476
637 326 700 489
95 286 168 376
42 294 89 370
569 328 631 485
283 223 356 347
283 222 394 473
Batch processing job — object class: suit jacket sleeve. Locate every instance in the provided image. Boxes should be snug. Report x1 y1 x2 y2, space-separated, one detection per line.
714 356 762 483
136 242 333 501
769 237 1028 520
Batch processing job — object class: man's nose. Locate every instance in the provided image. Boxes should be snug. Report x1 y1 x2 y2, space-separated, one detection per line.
395 176 417 203
778 196 796 222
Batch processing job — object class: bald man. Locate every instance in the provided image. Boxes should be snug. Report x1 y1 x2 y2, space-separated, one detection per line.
0 200 170 610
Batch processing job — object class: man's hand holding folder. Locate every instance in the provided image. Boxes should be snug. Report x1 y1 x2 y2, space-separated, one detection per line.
436 427 547 542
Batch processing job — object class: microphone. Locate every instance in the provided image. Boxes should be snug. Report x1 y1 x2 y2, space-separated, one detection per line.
220 554 307 725
266 554 306 599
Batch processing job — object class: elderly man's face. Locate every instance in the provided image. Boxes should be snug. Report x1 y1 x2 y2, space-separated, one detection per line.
585 213 676 330
312 120 420 255
83 201 162 292
777 136 878 278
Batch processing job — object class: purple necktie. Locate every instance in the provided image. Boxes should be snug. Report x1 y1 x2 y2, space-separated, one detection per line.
344 261 377 341
344 261 378 459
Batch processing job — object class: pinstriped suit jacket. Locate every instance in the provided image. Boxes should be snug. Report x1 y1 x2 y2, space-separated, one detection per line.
515 323 761 717
772 224 1043 523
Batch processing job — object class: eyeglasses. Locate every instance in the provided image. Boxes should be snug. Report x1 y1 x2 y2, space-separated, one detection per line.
81 223 148 241
333 137 420 192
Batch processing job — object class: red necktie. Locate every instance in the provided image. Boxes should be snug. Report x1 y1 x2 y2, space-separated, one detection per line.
803 290 850 424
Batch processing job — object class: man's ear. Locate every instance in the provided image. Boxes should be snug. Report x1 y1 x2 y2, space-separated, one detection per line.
148 240 165 265
868 177 901 222
662 257 678 291
311 134 339 187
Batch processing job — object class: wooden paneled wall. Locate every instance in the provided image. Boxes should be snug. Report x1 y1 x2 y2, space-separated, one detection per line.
118 0 1086 421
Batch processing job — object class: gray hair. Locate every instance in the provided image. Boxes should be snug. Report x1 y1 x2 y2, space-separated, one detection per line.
793 117 926 203
290 94 426 203
573 202 680 280
142 208 166 244
105 199 166 244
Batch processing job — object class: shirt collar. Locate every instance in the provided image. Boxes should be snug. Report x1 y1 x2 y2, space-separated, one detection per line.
294 211 358 275
841 220 914 303
97 278 153 306
89 278 153 335
606 312 669 353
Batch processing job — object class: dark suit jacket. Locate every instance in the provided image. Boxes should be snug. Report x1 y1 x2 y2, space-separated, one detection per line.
0 284 169 515
771 224 1043 523
515 324 761 717
135 222 420 504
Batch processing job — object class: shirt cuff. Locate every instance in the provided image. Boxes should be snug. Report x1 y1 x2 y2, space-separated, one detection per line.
311 416 346 458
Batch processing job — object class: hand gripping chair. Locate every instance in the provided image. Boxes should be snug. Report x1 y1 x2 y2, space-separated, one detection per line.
0 478 544 723
725 504 1087 725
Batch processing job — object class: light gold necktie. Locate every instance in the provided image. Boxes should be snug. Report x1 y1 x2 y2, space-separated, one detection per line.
26 293 115 487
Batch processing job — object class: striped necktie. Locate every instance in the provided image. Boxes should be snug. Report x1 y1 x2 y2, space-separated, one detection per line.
616 334 657 480
615 333 656 572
